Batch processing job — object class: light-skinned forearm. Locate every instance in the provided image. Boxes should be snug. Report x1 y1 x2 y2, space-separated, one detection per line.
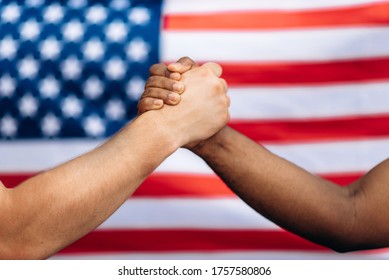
192 126 389 252
0 112 180 259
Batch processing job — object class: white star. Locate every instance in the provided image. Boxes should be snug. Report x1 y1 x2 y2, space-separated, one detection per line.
61 57 82 80
43 4 64 23
110 0 129 10
128 8 150 25
41 113 61 137
0 37 17 59
26 0 43 7
20 20 41 41
0 75 16 97
86 5 107 24
63 20 85 42
84 77 104 99
1 4 21 23
18 57 39 79
40 76 60 99
105 21 128 43
0 115 18 137
105 58 126 80
68 0 87 9
61 95 83 118
105 99 126 120
83 115 105 137
126 38 150 62
18 94 39 117
83 39 105 61
126 76 145 100
40 37 61 60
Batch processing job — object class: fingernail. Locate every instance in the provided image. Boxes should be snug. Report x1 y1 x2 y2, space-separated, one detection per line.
170 72 181 80
168 93 180 102
173 83 183 92
153 99 163 105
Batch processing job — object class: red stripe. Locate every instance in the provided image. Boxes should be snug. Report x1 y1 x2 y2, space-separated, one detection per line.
135 174 233 197
229 115 389 143
320 172 362 186
1 172 362 196
58 229 328 254
1 174 32 188
219 57 389 85
164 3 389 31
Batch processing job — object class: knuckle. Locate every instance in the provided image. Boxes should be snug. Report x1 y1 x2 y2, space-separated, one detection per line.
204 68 214 76
181 56 191 61
223 96 229 107
212 79 225 93
145 78 152 88
181 56 195 65
149 64 159 74
226 95 231 107
142 87 151 97
149 63 165 75
220 78 228 91
146 76 157 87
198 68 214 79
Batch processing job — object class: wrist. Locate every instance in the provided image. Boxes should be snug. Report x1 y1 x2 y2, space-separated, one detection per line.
134 110 183 152
190 126 230 156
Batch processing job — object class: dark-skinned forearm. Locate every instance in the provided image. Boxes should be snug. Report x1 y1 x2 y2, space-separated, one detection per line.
192 126 360 252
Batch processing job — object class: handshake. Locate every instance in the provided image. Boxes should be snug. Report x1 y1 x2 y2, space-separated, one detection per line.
136 57 230 150
4 57 381 260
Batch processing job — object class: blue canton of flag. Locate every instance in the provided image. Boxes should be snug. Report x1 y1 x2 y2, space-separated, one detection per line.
0 0 162 139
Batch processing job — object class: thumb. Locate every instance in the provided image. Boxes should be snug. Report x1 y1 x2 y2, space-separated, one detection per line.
168 56 199 73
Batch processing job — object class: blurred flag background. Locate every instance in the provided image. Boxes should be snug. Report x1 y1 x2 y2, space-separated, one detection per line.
1 0 389 259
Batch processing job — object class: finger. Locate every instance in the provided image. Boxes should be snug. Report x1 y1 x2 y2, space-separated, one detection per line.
142 87 181 105
169 72 182 81
168 56 199 73
201 62 223 77
137 98 164 114
146 76 185 94
149 63 173 78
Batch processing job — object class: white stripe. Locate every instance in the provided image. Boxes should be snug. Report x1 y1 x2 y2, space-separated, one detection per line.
164 0 389 14
229 82 389 120
52 250 389 260
266 138 389 174
0 139 100 172
161 27 389 62
159 139 389 174
0 138 388 175
99 198 278 230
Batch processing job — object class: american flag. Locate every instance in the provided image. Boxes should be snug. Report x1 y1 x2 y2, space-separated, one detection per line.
1 0 389 259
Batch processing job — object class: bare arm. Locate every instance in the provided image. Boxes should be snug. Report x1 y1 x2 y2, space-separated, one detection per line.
140 58 389 252
192 127 389 252
0 63 229 259
0 114 178 259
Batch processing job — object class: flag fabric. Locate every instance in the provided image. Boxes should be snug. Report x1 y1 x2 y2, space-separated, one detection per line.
1 0 389 259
